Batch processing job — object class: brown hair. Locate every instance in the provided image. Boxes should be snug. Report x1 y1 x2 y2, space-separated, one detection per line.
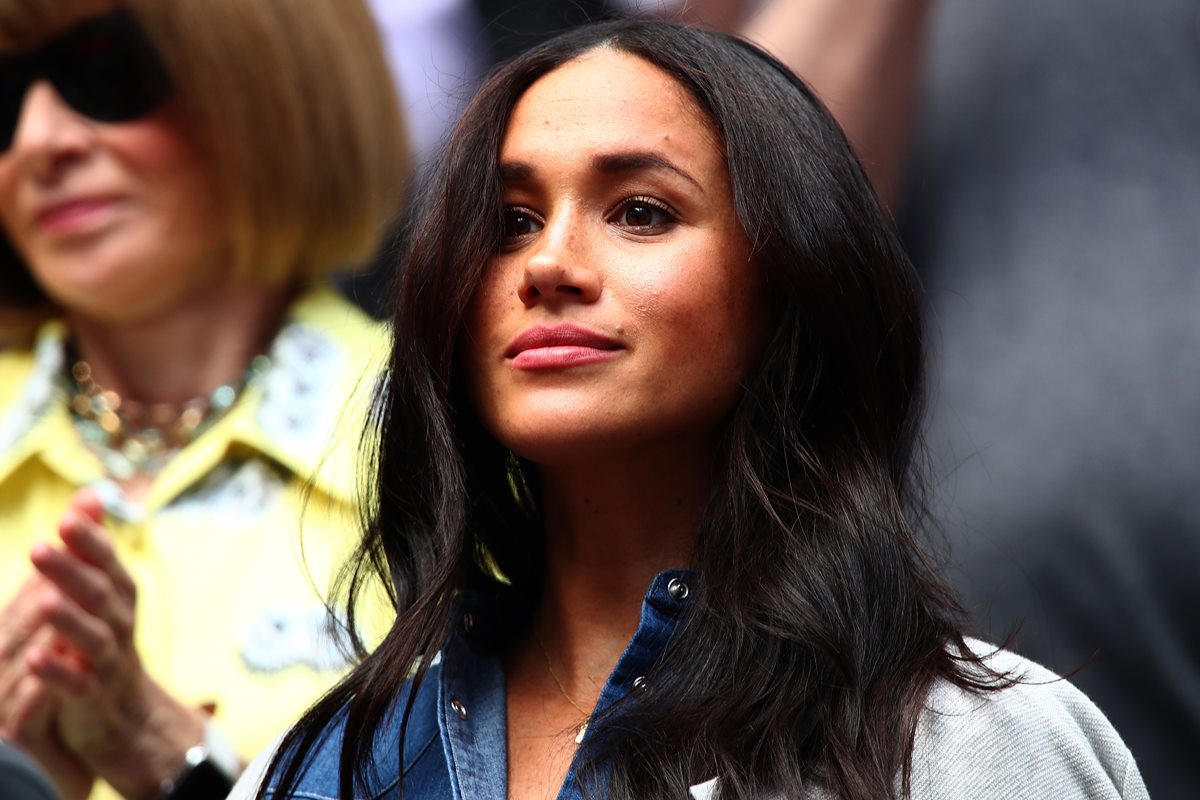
0 0 408 341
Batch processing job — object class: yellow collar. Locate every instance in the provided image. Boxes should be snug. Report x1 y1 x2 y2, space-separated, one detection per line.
0 287 385 515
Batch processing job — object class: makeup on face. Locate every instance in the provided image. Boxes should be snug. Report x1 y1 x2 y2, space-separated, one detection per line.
465 51 766 465
504 322 625 371
0 9 225 325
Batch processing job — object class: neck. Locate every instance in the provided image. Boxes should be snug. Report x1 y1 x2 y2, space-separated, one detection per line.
531 438 716 678
65 281 294 403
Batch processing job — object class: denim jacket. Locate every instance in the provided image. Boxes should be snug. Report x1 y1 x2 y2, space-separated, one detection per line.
257 570 695 800
244 567 1148 800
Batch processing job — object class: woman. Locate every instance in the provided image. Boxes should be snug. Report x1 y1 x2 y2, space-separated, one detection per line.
0 1 406 799
250 20 1146 800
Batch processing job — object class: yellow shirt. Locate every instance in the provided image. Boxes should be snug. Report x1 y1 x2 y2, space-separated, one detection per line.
0 287 389 800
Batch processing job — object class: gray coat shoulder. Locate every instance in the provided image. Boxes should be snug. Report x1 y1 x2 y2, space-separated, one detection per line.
907 639 1149 800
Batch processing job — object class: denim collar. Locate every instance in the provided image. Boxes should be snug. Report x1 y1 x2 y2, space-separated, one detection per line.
269 569 699 800
437 568 698 800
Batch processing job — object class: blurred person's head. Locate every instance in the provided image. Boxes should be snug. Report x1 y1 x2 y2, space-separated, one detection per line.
0 0 407 339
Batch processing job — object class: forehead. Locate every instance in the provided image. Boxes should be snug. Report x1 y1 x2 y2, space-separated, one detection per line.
500 48 719 165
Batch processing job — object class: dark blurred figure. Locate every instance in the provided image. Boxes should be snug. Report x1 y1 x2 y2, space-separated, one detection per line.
0 744 59 800
900 3 1200 797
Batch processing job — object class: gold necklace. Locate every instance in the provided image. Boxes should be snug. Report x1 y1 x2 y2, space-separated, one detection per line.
534 631 591 744
66 353 270 479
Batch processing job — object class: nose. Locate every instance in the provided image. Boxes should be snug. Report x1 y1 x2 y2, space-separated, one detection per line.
517 213 601 307
5 81 92 174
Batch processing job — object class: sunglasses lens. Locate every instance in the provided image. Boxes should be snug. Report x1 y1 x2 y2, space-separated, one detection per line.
0 12 171 154
46 12 171 124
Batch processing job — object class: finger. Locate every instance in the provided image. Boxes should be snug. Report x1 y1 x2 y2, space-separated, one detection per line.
29 545 134 648
69 488 105 525
0 624 55 681
31 543 109 615
1 673 96 800
0 576 53 662
0 627 54 729
2 673 57 742
27 644 96 697
35 590 117 671
57 510 137 604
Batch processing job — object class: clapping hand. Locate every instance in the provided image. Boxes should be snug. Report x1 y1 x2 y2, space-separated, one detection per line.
18 490 207 800
0 574 94 800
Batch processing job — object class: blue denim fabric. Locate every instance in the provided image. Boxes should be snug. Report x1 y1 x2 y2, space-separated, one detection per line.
269 569 695 799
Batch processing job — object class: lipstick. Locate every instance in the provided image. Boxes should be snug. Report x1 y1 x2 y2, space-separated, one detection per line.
35 196 119 237
504 323 623 371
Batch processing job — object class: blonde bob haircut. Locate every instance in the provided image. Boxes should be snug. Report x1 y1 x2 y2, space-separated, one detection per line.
0 0 409 287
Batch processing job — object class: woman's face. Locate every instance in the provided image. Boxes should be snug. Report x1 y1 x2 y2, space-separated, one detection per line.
0 9 226 323
465 49 767 466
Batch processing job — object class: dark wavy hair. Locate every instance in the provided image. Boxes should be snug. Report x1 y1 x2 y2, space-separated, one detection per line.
265 19 1004 800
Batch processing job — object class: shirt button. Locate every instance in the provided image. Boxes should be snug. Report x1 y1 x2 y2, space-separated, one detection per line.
667 577 690 601
632 676 647 691
450 699 468 720
462 612 474 633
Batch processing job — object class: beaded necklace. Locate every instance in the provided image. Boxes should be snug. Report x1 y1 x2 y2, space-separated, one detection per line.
65 351 271 480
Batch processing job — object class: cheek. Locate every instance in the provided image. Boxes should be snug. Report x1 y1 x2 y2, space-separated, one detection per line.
109 113 194 173
619 240 761 345
467 261 518 345
633 250 766 419
463 263 517 398
108 116 217 220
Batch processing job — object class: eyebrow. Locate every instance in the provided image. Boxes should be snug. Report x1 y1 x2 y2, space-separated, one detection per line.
498 161 535 183
593 152 702 189
498 151 703 190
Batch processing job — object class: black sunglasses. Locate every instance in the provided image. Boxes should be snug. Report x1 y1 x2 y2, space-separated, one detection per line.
0 10 172 152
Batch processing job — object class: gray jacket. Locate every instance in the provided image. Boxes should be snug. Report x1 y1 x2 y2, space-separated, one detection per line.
692 641 1148 799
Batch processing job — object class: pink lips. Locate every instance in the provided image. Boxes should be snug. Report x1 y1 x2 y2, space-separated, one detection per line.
35 196 119 236
504 323 624 370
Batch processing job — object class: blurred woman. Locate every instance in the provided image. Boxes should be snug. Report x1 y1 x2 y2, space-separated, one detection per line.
247 19 1146 800
0 1 406 799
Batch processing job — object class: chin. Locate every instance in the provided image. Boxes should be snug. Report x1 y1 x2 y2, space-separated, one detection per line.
505 421 710 473
499 423 634 468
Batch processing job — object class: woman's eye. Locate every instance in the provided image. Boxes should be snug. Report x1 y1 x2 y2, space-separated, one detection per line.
613 197 677 232
501 208 542 240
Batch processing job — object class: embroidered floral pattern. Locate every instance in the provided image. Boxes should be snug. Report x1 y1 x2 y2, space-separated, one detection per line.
0 327 64 457
164 458 289 520
257 322 345 451
239 606 353 673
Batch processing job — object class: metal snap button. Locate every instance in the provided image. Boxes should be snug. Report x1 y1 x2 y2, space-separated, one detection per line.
450 699 468 720
667 577 689 601
632 675 647 691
